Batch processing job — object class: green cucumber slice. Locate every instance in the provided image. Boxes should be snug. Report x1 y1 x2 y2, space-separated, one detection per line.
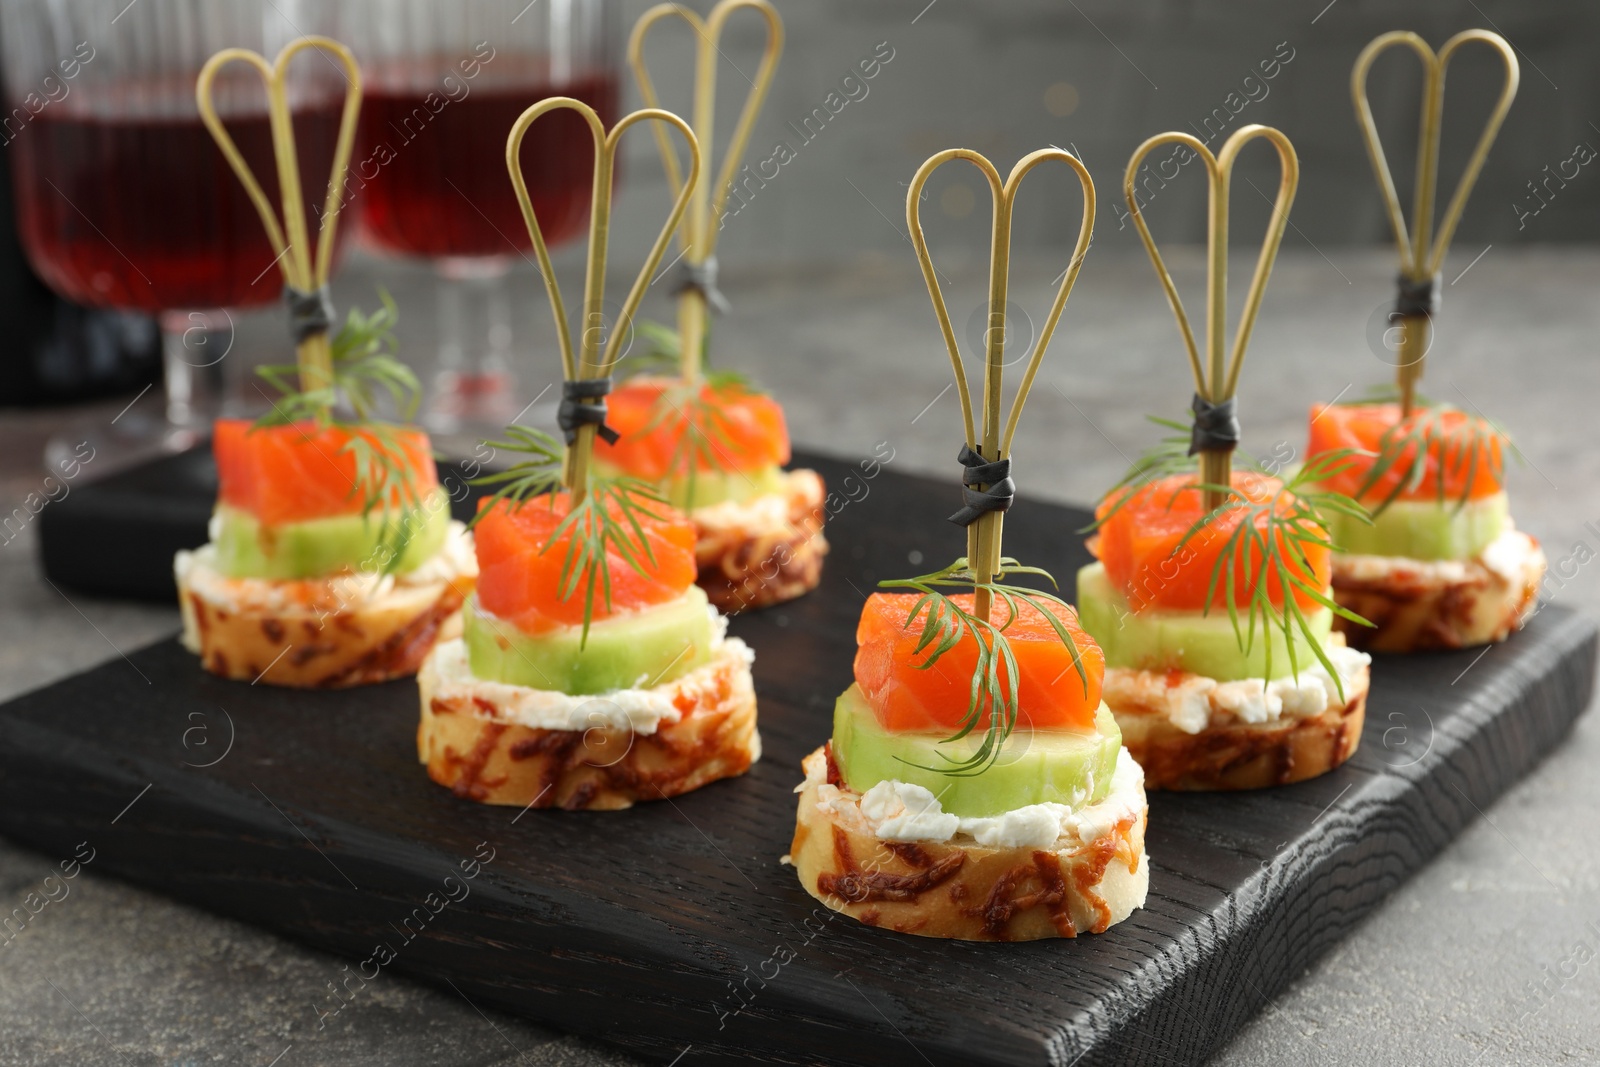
464 587 715 696
830 683 1122 819
592 459 787 511
1076 561 1332 682
1324 492 1506 561
212 489 450 580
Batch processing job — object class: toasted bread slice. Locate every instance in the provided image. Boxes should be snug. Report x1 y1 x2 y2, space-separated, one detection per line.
417 637 759 810
693 468 827 612
788 746 1148 940
174 525 476 688
1102 647 1370 791
1331 529 1545 652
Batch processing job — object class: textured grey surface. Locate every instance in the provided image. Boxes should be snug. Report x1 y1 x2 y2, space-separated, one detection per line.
1 246 1597 1066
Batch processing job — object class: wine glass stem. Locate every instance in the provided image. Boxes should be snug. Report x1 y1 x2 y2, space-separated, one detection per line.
430 257 516 433
159 308 231 427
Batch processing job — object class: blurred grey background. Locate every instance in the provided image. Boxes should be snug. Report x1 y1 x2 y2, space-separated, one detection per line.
606 0 1600 265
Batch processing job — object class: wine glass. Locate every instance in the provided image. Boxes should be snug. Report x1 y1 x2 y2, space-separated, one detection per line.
0 0 348 473
340 0 619 448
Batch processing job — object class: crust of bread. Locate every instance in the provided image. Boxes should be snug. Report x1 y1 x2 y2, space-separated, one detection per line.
417 643 760 810
1331 534 1546 652
788 747 1147 940
177 568 470 688
1109 674 1368 791
694 468 827 612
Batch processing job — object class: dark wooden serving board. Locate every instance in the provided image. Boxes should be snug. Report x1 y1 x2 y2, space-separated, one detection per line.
1 452 1593 1067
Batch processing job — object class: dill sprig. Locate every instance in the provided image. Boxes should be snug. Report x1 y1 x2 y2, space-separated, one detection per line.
1337 387 1508 515
255 290 416 425
615 319 769 508
1087 412 1373 694
878 556 1089 777
253 291 428 574
1171 458 1371 697
469 425 671 645
615 318 708 376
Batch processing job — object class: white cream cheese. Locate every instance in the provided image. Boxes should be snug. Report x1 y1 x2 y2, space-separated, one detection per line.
808 748 1146 851
1103 643 1370 735
421 623 754 736
175 519 477 615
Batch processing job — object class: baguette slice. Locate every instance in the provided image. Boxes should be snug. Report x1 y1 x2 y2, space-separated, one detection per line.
175 529 475 688
417 637 759 810
694 468 827 612
789 746 1148 941
1331 529 1545 652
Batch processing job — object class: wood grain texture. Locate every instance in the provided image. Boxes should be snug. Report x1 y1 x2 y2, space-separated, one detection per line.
1 452 1593 1067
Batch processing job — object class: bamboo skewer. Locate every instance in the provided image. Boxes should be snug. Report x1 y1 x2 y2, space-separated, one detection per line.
1122 126 1300 512
1351 30 1519 415
628 0 783 382
906 148 1096 620
196 38 363 413
505 100 702 506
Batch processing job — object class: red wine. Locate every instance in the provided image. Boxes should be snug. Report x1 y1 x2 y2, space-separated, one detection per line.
10 100 348 312
355 66 618 259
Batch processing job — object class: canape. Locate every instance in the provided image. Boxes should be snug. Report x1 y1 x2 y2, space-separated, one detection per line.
185 45 470 687
1076 470 1371 790
790 577 1148 939
417 482 759 808
791 143 1145 939
177 416 474 687
1317 30 1540 651
594 373 826 612
1302 401 1544 651
1078 124 1372 790
417 95 758 809
620 2 826 613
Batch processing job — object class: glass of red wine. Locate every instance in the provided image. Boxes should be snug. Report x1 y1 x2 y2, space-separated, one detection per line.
0 0 347 471
342 0 618 443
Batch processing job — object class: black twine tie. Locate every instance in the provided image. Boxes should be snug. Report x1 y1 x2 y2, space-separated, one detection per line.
557 377 620 445
1394 272 1441 318
284 284 335 345
948 444 1015 527
671 255 732 315
1187 393 1240 457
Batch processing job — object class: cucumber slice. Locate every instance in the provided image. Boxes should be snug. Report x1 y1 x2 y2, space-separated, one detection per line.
464 587 716 695
592 459 787 511
830 683 1122 818
1077 562 1332 682
1324 492 1506 561
212 489 451 580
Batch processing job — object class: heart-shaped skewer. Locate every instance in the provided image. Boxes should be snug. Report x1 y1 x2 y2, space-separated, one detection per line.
905 147 1096 618
506 100 701 502
1123 125 1300 510
1351 30 1519 414
628 0 784 380
196 37 363 402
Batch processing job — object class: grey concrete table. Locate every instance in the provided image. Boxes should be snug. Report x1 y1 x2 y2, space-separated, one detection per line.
1 248 1595 1066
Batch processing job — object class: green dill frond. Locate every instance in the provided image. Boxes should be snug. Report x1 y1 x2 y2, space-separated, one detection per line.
470 428 671 645
644 370 767 509
1081 408 1375 694
255 289 416 427
1164 459 1373 697
877 556 1090 778
252 290 427 576
468 425 568 517
615 318 719 379
1340 387 1508 515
